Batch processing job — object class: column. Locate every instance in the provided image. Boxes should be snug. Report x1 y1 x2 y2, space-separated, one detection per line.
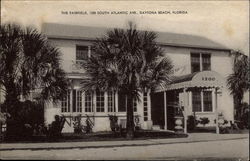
215 88 219 134
104 91 108 113
82 91 85 113
183 88 188 134
70 89 73 114
93 90 96 113
147 90 152 121
164 91 167 130
115 91 118 113
88 46 91 58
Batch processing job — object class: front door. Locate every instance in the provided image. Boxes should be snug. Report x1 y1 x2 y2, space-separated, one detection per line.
151 92 165 129
166 91 179 130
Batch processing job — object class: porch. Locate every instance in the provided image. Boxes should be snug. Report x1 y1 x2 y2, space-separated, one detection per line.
151 71 224 134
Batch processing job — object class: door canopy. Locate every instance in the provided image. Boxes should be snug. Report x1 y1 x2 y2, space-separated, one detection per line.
156 71 224 92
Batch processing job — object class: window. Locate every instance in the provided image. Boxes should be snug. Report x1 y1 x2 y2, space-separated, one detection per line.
117 92 137 113
118 92 126 112
192 90 213 112
108 91 116 112
96 90 105 112
191 53 211 73
76 46 89 62
61 90 70 113
143 92 148 121
191 53 200 73
85 91 93 112
203 91 212 112
192 91 202 112
72 90 76 112
202 54 211 71
76 91 82 112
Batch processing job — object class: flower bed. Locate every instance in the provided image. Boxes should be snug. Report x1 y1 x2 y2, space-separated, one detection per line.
1 130 188 143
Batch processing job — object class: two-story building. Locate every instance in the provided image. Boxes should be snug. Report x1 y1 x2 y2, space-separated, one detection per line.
42 23 234 133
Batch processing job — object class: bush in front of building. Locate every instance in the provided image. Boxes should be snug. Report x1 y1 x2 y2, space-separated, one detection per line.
187 115 199 131
46 115 65 140
240 103 249 129
4 100 44 140
108 115 119 133
199 117 210 127
72 115 93 134
73 115 84 134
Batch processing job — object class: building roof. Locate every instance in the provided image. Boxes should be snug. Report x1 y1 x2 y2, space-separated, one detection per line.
42 23 230 51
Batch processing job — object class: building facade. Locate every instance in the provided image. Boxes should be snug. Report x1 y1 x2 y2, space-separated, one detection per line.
42 23 234 133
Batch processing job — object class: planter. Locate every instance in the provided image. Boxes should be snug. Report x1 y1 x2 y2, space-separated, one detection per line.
174 116 183 133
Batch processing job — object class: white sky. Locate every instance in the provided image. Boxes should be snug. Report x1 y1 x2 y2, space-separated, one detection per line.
1 1 249 55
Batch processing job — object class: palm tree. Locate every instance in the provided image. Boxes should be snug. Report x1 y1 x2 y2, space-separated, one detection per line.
227 50 249 120
81 22 173 138
0 23 67 134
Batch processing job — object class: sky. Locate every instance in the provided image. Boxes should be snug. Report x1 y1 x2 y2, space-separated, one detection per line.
1 1 249 55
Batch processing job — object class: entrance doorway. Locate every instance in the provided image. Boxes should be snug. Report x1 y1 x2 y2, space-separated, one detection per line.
151 92 164 129
166 91 178 130
151 91 178 130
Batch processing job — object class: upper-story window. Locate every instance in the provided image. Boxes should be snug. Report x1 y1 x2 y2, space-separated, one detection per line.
191 53 211 73
76 45 89 62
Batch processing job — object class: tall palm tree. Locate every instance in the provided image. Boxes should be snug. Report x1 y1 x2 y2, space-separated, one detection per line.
81 22 173 138
0 23 67 128
227 50 249 120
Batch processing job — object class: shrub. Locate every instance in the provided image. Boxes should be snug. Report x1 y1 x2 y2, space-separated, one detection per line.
240 104 249 129
187 115 199 130
85 115 93 133
199 117 210 126
73 115 84 134
4 100 44 140
47 115 65 139
108 115 119 132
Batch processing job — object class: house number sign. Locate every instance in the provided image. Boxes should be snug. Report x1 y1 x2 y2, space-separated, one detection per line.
202 77 216 81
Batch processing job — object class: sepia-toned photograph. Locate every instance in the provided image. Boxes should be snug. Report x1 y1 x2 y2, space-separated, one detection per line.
0 0 249 160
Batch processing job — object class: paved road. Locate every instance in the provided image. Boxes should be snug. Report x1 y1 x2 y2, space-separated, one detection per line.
1 138 248 160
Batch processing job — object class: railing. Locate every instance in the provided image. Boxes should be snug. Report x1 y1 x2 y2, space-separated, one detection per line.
60 60 86 73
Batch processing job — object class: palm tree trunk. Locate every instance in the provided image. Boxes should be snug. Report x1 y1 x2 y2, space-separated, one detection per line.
238 97 243 119
126 92 134 139
235 95 243 120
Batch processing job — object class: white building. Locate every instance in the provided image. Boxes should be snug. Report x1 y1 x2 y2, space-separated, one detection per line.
42 23 234 133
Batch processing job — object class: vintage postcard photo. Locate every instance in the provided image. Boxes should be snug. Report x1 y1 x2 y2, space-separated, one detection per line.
0 0 249 160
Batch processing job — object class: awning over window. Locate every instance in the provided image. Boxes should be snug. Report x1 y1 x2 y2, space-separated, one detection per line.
156 71 224 92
